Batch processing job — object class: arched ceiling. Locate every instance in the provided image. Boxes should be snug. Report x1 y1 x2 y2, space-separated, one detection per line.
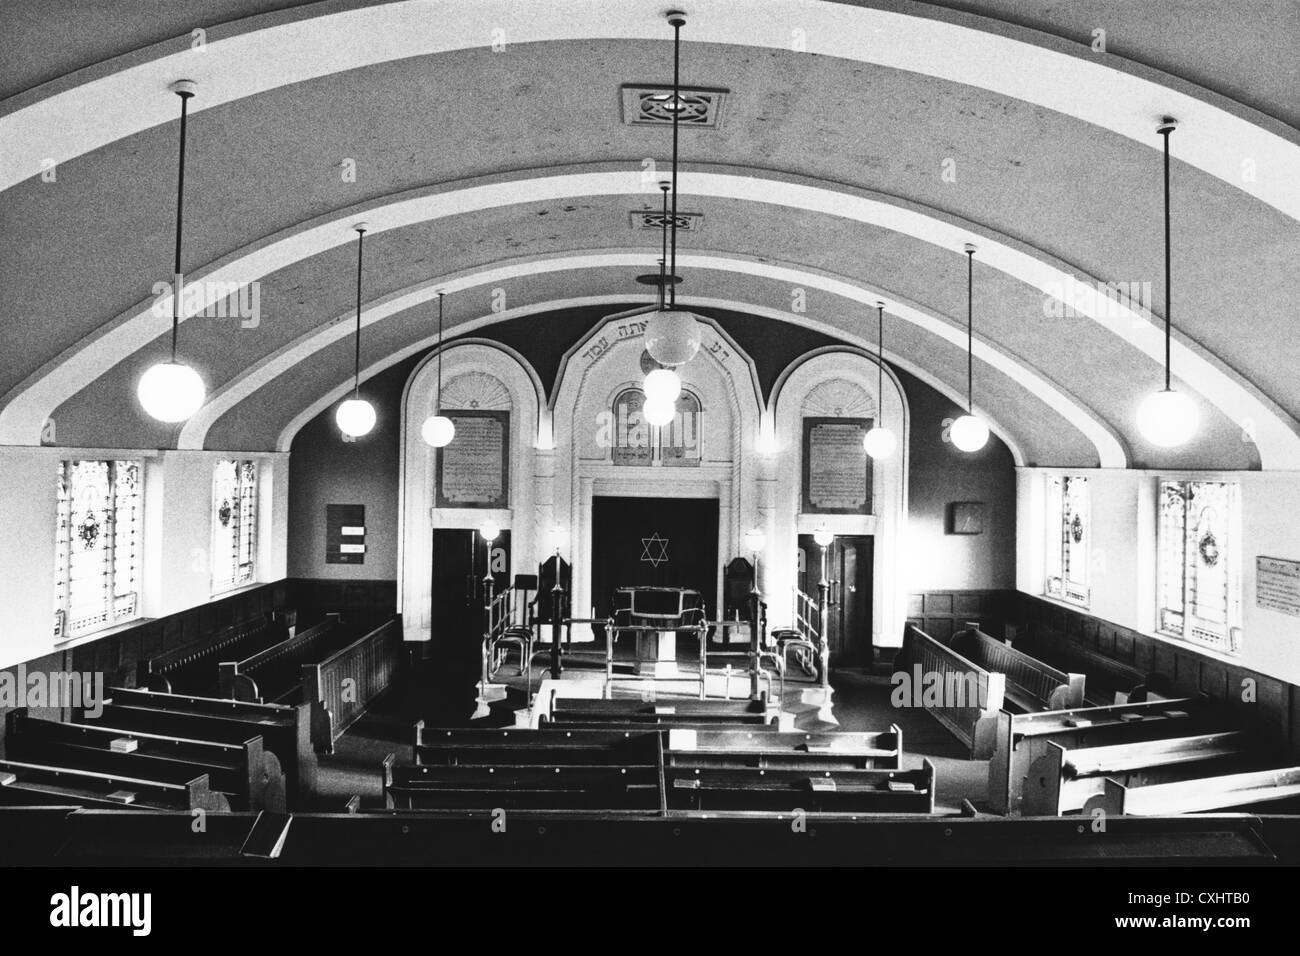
2 0 1297 469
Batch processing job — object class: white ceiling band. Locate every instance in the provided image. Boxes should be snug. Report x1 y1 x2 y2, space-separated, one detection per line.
2 169 1289 465
3 0 1295 225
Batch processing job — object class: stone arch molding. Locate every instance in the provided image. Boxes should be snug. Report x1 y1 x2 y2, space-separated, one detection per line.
767 350 910 651
8 169 1291 467
549 313 764 621
398 341 541 642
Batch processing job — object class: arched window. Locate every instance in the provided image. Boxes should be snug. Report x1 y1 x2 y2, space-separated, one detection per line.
1045 475 1089 607
1157 480 1240 651
212 459 258 593
53 459 141 638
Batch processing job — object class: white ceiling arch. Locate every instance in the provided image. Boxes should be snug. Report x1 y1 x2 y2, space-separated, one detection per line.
7 167 1291 465
272 288 1031 468
179 249 1116 461
3 0 1296 227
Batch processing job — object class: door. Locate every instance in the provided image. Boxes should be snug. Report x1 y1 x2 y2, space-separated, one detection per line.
797 534 873 667
427 528 510 720
590 496 719 619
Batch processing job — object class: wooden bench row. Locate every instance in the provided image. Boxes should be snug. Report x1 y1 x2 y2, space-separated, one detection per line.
988 696 1300 817
387 721 923 814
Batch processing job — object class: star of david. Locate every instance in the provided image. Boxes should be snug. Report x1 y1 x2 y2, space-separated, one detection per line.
640 532 670 567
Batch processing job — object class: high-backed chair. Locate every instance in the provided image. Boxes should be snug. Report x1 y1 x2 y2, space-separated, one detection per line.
496 574 538 674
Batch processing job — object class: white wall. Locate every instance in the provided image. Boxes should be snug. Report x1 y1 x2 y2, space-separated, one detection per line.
1017 467 1300 686
0 446 288 671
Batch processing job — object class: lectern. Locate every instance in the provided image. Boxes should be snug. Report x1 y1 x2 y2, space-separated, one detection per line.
611 587 705 677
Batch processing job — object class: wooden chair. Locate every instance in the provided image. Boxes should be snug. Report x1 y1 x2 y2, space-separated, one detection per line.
495 574 538 675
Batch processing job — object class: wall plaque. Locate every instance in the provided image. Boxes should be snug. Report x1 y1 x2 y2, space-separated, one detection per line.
802 417 871 514
436 410 510 508
326 504 365 565
1257 556 1300 618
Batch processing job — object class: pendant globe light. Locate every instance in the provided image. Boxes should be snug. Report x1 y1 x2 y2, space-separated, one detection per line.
950 244 990 453
863 301 897 460
138 80 206 423
421 292 456 448
642 11 703 368
643 183 683 405
1136 119 1198 448
336 224 376 438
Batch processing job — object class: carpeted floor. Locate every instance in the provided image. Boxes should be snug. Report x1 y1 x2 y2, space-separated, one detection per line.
317 656 994 813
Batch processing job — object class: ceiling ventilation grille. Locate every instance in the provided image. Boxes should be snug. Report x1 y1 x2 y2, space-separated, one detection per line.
630 210 703 232
621 85 728 128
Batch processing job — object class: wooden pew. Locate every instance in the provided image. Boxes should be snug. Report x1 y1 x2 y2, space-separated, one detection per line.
138 613 287 695
541 695 774 728
302 616 402 754
5 709 285 812
666 761 936 814
1016 627 1155 706
85 687 316 806
383 757 664 811
0 758 230 812
413 724 662 767
952 627 1086 713
218 613 342 704
1087 766 1300 816
987 697 1215 814
1023 731 1258 815
901 624 1006 758
665 726 902 771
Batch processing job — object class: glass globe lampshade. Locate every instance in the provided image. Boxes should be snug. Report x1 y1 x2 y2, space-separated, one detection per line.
744 528 766 553
950 414 990 453
336 398 376 437
480 520 500 543
643 396 676 427
548 525 567 555
137 361 205 423
643 367 683 404
1137 388 1198 448
813 526 835 548
643 308 702 367
421 414 455 448
862 425 897 460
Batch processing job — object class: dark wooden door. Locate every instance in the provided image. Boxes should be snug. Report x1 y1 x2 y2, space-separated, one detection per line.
797 534 873 667
428 528 510 720
590 496 719 619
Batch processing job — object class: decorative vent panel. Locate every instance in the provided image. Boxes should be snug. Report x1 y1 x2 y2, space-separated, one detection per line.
621 85 728 128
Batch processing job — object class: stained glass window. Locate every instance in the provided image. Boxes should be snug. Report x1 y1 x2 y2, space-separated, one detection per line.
1045 475 1089 607
53 460 141 639
1157 480 1240 652
608 387 703 467
212 459 258 593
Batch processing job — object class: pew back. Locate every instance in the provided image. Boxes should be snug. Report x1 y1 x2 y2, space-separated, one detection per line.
953 628 1085 712
902 624 1006 758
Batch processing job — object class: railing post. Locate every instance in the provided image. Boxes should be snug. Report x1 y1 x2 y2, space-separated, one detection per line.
748 583 762 700
817 544 831 694
550 573 564 679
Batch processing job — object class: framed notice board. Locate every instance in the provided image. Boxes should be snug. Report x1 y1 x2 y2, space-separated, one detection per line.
326 504 366 565
436 410 510 508
801 417 872 514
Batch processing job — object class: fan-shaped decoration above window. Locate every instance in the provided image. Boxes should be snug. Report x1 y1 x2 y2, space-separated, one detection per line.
439 372 512 411
800 378 876 419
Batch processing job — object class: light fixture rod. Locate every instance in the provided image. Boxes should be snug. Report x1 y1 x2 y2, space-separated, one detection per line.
659 182 670 311
436 291 445 414
1160 120 1174 391
876 302 885 427
352 226 366 397
965 244 975 413
668 12 684 308
171 86 194 363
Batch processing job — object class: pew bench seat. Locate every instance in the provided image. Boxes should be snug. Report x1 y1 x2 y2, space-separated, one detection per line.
0 759 230 812
667 761 936 813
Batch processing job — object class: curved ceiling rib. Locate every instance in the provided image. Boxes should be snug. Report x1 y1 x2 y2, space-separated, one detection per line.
5 168 1290 465
179 252 1113 463
270 290 1031 467
2 0 1296 226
